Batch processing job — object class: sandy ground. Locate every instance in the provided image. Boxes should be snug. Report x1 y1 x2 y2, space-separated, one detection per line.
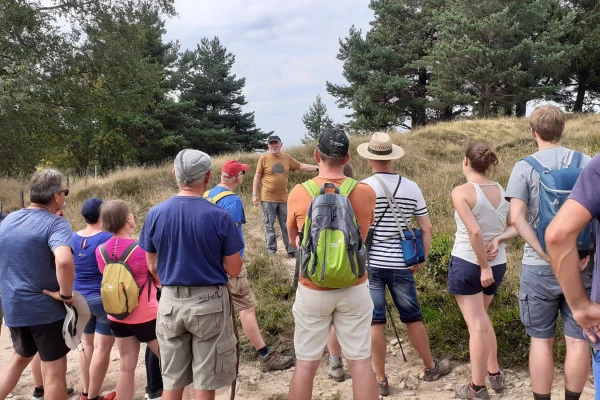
0 323 595 400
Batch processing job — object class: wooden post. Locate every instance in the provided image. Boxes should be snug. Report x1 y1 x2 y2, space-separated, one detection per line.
20 189 24 208
67 174 70 188
95 165 98 180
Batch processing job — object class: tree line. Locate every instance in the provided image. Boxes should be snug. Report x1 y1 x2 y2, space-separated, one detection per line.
313 0 599 135
0 0 269 175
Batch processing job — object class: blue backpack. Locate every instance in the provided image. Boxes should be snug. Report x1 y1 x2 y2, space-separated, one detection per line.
523 151 594 253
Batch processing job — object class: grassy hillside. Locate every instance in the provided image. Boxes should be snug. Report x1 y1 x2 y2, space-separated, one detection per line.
2 114 600 365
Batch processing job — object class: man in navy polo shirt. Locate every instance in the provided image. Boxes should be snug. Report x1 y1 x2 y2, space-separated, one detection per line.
547 153 600 400
139 149 243 400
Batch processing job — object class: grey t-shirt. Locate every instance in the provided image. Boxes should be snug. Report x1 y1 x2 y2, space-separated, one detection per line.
0 209 73 327
505 146 590 265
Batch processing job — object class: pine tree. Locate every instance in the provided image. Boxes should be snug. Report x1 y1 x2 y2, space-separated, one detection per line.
301 95 334 144
176 37 269 155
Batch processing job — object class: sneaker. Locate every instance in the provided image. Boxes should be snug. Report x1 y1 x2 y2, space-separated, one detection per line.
454 383 490 399
328 360 345 382
487 371 505 393
377 376 390 397
259 350 295 372
100 392 117 400
422 358 451 381
32 387 75 400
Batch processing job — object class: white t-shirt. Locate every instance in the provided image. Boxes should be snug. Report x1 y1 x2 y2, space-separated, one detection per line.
362 173 428 269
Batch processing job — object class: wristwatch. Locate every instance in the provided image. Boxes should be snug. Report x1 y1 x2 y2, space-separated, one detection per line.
60 293 73 300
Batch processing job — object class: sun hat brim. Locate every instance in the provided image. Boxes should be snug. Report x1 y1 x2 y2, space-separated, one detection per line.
63 291 91 350
357 142 405 160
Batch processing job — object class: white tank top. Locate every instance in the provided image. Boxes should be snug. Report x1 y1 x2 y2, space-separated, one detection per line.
451 182 509 266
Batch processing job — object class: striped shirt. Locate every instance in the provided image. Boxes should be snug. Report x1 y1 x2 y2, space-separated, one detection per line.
362 173 429 269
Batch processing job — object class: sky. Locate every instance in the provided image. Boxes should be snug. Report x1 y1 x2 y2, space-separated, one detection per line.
162 1 374 148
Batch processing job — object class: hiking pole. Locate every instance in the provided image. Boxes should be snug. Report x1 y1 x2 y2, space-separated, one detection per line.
385 300 407 362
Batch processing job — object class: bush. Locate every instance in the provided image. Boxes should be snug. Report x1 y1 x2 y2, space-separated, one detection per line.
425 234 453 284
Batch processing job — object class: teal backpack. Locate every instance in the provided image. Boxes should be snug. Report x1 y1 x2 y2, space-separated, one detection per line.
299 178 367 288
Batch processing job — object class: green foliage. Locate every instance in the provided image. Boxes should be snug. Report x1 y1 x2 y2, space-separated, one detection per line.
425 234 453 282
301 95 335 144
240 254 295 359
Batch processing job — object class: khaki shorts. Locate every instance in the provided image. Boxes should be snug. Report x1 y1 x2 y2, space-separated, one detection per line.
228 267 256 312
157 286 237 391
292 282 373 361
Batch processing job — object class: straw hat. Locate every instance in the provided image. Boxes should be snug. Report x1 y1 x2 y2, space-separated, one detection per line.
357 132 405 160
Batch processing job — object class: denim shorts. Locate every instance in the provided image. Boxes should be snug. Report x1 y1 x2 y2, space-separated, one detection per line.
83 295 112 336
447 256 506 296
368 267 422 324
519 264 592 340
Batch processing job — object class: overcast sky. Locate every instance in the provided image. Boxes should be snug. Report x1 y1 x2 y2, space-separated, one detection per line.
162 1 373 148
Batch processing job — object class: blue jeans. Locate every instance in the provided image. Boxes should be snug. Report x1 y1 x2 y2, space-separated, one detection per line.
261 201 294 254
83 295 112 336
593 350 600 400
368 267 422 324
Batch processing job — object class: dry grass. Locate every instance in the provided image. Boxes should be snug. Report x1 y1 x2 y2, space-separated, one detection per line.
2 114 600 365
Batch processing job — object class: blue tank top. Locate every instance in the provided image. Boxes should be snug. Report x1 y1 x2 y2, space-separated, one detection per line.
73 231 113 297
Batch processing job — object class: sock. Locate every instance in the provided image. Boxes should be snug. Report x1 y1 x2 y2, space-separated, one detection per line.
329 355 342 365
471 383 486 392
257 346 269 357
33 386 44 396
533 393 551 400
565 389 582 400
88 396 100 400
81 392 88 397
488 370 501 376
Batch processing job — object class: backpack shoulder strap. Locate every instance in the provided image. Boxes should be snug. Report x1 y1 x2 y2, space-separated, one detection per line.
301 179 320 198
211 190 235 203
119 242 139 263
523 156 549 175
98 244 110 263
339 178 358 197
569 151 583 168
203 190 210 198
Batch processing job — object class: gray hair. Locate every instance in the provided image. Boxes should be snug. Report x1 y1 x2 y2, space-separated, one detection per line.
30 169 64 205
220 172 237 181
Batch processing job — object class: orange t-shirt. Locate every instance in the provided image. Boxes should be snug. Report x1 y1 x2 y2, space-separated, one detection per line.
287 176 376 290
256 153 301 202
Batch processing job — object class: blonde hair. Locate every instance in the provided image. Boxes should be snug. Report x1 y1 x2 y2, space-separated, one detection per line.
529 105 565 143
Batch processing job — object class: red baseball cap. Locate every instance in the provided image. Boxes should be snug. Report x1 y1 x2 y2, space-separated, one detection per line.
222 160 250 176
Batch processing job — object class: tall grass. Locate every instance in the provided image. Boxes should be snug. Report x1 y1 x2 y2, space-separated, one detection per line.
2 115 599 365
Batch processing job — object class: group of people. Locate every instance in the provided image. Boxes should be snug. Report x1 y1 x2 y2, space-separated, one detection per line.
0 103 598 400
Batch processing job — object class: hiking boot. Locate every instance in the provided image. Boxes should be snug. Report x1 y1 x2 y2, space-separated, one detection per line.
328 359 345 382
422 358 451 381
454 383 490 399
487 371 505 393
32 387 75 400
259 350 295 372
377 376 390 397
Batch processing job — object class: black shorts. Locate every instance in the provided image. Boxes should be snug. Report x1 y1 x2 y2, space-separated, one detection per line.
447 256 506 296
9 319 71 361
109 319 157 343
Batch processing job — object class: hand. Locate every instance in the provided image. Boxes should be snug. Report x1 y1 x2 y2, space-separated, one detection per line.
539 250 551 263
43 289 74 305
480 267 495 288
572 301 600 343
485 239 499 261
409 262 425 273
252 197 259 206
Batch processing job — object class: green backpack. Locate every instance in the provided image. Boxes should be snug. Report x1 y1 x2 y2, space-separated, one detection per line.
299 178 367 288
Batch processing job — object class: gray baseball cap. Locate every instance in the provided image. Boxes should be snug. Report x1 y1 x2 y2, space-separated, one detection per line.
174 149 213 185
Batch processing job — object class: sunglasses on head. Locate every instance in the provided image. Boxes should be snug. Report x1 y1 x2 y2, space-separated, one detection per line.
58 188 69 196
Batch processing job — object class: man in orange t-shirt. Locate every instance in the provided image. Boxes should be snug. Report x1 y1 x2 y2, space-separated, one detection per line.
286 129 379 400
252 135 318 257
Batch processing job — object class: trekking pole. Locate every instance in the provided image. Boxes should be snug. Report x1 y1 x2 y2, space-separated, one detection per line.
385 300 407 362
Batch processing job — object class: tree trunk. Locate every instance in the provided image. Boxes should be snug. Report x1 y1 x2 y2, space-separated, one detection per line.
440 106 454 122
573 69 589 112
515 101 527 117
411 106 427 128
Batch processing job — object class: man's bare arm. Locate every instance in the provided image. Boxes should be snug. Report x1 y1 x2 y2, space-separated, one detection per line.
43 245 75 304
223 252 242 278
509 198 549 261
146 251 161 288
